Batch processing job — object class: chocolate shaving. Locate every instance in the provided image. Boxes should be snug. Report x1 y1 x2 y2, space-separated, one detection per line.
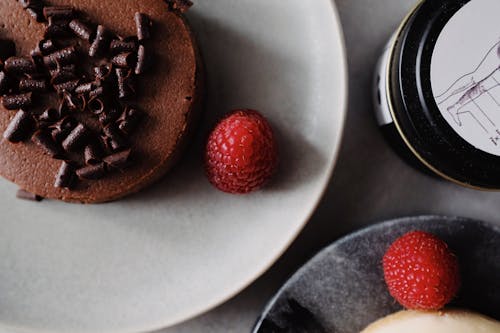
16 189 44 202
54 161 76 189
89 25 110 57
32 130 64 158
2 92 33 110
30 53 45 70
19 78 47 92
135 13 152 41
111 52 135 68
76 162 106 180
0 71 12 95
0 39 16 61
61 123 89 151
135 45 150 75
93 63 113 81
44 18 72 39
118 107 143 134
103 149 132 170
43 46 77 68
51 69 78 85
49 64 76 78
116 68 135 99
51 116 77 142
88 97 105 115
63 92 86 111
103 123 128 151
54 80 79 94
110 37 138 55
26 7 45 23
4 57 36 75
69 19 94 41
84 144 102 165
43 6 75 20
98 107 120 125
165 0 193 13
3 110 35 143
38 39 58 55
89 86 105 99
75 82 94 95
38 107 60 125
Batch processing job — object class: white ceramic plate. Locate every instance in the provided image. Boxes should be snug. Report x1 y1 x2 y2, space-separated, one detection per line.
0 1 347 332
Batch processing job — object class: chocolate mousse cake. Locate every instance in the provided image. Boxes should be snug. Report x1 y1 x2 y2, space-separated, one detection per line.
0 0 203 203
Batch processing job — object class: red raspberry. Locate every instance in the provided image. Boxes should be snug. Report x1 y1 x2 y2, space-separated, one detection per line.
205 109 278 194
382 231 460 310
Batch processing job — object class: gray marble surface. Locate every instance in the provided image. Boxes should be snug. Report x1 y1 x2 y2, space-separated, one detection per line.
159 0 500 332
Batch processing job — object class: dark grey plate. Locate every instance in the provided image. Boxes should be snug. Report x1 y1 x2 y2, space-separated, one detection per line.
252 216 500 333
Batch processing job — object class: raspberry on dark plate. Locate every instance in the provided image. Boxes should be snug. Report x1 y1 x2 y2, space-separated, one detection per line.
382 230 460 311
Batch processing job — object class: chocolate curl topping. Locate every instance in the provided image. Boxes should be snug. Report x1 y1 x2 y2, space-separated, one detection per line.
116 68 135 100
0 40 16 61
43 6 75 20
103 149 132 170
43 46 77 68
89 25 110 58
3 110 35 143
51 69 78 85
62 123 89 152
19 78 47 92
0 71 12 95
32 130 64 159
38 39 58 55
88 97 105 115
16 189 43 202
49 64 76 78
103 124 128 151
111 52 135 68
4 57 36 75
63 93 86 111
118 108 143 134
54 80 79 94
76 162 106 180
26 7 45 23
69 19 94 41
84 144 102 165
135 45 150 75
54 161 75 189
75 82 94 95
39 108 60 124
98 108 120 125
44 18 72 39
110 38 138 55
2 92 33 110
89 86 105 99
51 116 77 142
94 64 113 81
135 13 152 41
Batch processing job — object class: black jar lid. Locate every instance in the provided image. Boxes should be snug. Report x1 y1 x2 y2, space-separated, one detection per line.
388 0 500 189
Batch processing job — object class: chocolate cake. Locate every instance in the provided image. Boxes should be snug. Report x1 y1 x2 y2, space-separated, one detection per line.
0 0 203 203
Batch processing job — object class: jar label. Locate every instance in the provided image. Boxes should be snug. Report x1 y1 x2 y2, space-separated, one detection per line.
431 0 500 156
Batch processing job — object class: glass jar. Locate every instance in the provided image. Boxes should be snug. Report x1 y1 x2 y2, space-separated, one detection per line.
374 0 500 189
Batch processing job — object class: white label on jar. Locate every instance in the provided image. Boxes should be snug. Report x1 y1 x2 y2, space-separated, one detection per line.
431 0 500 156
